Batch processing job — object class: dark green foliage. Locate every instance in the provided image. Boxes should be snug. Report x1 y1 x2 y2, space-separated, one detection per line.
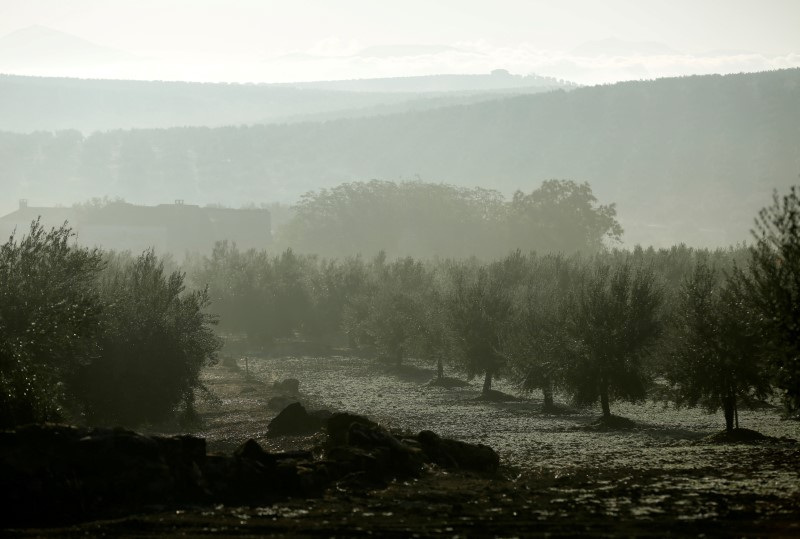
0 220 222 428
666 260 770 430
0 220 104 427
564 262 663 417
738 186 800 414
77 251 221 425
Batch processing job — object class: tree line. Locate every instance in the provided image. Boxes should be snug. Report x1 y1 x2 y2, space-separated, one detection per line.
278 179 622 258
189 187 800 429
2 186 798 433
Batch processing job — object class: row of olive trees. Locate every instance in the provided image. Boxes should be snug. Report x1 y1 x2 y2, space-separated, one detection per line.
187 186 799 429
187 242 767 431
0 221 221 428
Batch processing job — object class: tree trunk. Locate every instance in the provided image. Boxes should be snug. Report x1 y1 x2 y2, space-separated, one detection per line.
599 379 611 419
437 357 444 380
542 378 554 410
723 393 736 432
482 371 493 395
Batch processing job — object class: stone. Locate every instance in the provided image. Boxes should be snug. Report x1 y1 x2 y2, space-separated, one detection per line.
326 412 380 447
268 395 299 410
266 402 324 437
272 378 300 394
417 430 500 472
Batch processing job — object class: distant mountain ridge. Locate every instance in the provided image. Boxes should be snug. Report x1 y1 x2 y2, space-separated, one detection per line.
0 71 573 133
0 25 135 69
278 69 573 93
0 69 798 248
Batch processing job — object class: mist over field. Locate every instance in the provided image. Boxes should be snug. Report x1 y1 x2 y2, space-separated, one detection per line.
2 1 800 536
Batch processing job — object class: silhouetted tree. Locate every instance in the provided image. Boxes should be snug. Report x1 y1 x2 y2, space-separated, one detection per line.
508 180 623 253
0 220 104 427
78 251 221 425
505 255 578 409
666 260 770 431
356 256 430 365
737 186 800 414
564 262 663 419
444 254 522 395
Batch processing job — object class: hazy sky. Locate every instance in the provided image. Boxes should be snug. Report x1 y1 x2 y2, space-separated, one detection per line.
1 0 799 83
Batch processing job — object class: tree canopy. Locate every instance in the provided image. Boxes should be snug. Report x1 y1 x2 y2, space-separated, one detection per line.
280 179 622 258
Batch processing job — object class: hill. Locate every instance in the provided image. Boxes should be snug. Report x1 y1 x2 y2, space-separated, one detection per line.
1 69 798 248
0 71 571 133
280 69 572 93
0 26 134 72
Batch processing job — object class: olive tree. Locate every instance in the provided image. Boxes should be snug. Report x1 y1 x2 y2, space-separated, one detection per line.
0 220 104 427
737 186 800 414
444 253 524 395
564 262 663 419
504 255 578 410
77 250 222 425
666 260 770 431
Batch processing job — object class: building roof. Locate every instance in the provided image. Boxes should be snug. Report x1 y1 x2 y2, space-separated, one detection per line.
0 200 271 254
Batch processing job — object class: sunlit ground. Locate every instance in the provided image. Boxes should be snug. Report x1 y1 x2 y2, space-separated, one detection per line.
185 353 800 529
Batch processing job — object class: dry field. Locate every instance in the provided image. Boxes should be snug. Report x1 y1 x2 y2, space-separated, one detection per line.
18 353 800 537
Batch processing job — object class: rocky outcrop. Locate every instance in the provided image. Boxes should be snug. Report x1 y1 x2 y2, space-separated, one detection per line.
417 430 500 472
1 410 501 527
0 424 209 526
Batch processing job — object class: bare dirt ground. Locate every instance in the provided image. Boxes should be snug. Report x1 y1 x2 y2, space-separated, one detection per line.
14 353 800 538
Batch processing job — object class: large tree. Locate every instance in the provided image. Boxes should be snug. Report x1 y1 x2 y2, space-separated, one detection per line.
280 179 622 258
507 180 623 253
281 180 505 259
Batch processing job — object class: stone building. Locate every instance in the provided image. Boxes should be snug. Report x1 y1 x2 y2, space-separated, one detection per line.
0 199 271 254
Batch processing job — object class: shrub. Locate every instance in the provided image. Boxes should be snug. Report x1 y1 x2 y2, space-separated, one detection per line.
76 250 221 425
0 221 104 427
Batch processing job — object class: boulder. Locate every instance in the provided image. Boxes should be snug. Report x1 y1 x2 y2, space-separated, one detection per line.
266 403 325 437
326 412 380 446
268 395 299 410
417 430 500 472
234 438 277 469
324 413 424 480
273 378 300 394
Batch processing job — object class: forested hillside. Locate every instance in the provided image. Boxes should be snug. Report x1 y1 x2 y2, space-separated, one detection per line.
1 69 798 247
0 72 570 133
